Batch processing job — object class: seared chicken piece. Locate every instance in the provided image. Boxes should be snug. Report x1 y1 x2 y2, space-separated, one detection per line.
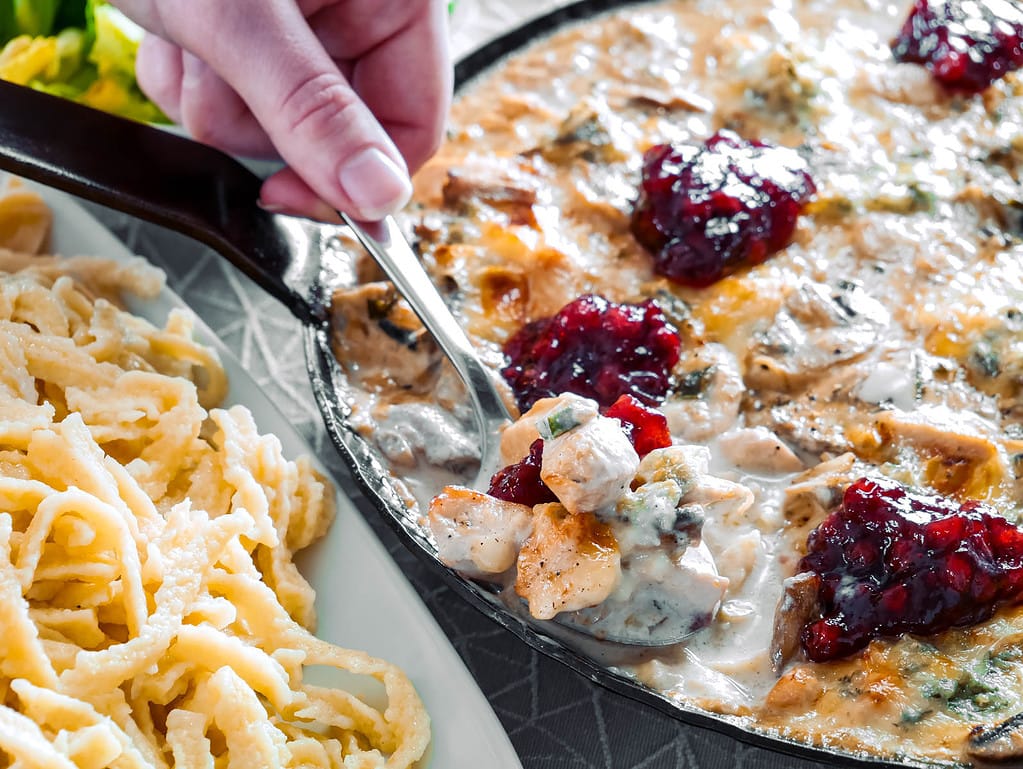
540 414 639 514
499 393 599 465
429 487 533 579
874 405 1011 496
515 503 621 620
781 452 860 556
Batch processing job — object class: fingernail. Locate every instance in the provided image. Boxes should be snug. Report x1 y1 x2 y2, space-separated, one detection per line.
257 199 288 213
338 147 413 221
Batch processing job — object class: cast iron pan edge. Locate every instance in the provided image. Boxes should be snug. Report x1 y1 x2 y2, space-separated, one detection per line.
307 3 947 768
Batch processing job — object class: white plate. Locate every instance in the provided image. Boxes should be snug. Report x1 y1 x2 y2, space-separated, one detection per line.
36 183 524 769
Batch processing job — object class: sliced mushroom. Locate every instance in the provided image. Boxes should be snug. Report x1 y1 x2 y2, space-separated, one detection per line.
968 711 1023 762
769 571 821 673
608 84 713 113
442 156 541 225
534 98 630 165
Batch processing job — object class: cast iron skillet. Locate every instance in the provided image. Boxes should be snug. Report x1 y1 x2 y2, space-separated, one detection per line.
0 4 924 766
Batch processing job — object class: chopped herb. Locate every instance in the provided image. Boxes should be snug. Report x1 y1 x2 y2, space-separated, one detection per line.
675 366 714 398
536 400 595 440
971 338 1002 378
919 667 1009 716
864 181 936 215
900 708 933 725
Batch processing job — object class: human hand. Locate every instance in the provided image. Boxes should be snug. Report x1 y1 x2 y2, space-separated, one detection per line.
111 0 452 222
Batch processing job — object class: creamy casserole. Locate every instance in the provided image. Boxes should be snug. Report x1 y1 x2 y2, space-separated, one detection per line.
331 0 1023 763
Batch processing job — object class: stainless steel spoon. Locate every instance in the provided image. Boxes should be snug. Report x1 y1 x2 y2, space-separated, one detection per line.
337 214 510 488
0 80 692 647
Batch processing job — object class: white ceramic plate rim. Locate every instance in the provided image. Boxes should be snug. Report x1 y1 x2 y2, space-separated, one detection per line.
34 182 524 769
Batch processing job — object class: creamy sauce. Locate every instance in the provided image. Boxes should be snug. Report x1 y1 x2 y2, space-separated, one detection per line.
331 0 1023 763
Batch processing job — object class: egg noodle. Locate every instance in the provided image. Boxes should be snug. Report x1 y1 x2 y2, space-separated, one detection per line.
0 181 430 768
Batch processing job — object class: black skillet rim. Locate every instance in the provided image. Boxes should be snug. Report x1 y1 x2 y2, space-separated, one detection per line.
307 3 945 767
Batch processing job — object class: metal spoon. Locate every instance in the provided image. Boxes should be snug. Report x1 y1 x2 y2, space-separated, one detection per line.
0 80 692 647
337 214 510 488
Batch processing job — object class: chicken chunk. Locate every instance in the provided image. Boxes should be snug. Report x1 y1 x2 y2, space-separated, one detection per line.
374 402 481 472
429 486 533 579
540 414 639 514
563 541 728 643
515 504 622 620
874 405 1009 497
631 444 754 524
662 344 744 442
499 393 599 465
718 427 804 475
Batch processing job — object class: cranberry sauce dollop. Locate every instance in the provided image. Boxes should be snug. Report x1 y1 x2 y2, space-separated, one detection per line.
892 0 1023 93
501 294 681 412
630 130 816 288
488 438 557 507
604 394 672 458
799 476 1023 662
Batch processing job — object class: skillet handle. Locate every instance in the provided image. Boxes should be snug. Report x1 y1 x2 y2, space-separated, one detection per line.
0 80 322 324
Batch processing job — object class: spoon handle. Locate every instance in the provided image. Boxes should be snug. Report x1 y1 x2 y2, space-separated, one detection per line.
0 80 323 324
341 215 512 435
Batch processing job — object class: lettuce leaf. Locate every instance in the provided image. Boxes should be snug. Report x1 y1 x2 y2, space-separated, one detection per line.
0 0 167 123
13 0 60 37
88 2 143 78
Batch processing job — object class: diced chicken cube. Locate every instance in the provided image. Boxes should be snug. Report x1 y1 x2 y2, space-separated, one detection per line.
515 504 621 620
718 427 804 475
429 486 533 579
682 475 755 524
564 541 729 643
540 415 639 514
661 343 743 442
499 393 599 465
633 445 709 491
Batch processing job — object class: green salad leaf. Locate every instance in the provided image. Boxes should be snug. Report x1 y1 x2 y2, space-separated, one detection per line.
13 0 61 37
0 0 166 123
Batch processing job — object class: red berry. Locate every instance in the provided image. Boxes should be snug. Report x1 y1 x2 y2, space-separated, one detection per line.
604 394 672 458
630 130 815 288
799 477 1023 662
892 0 1023 93
501 294 681 412
487 439 556 507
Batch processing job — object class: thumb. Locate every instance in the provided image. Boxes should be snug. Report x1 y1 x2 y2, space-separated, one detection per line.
166 2 412 221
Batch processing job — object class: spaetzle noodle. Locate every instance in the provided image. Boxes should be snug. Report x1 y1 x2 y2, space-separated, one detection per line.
0 180 431 768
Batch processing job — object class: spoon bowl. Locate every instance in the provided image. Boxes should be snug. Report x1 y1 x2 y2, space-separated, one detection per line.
338 214 510 491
